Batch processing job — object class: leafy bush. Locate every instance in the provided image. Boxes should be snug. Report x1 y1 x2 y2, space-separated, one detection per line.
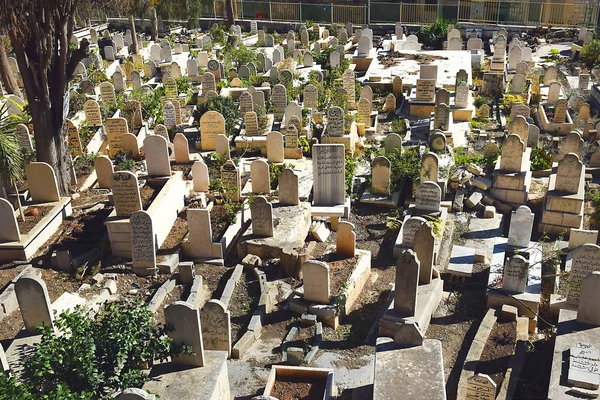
474 95 493 108
388 146 421 191
530 148 553 171
417 19 455 49
345 153 357 195
391 118 407 137
581 38 600 67
500 93 526 116
209 24 227 46
270 162 295 190
0 301 180 399
454 146 484 166
196 96 241 136
223 43 257 69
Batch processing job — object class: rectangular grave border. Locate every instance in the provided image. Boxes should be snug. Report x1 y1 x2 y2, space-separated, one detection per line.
263 365 336 400
536 103 574 136
0 198 72 261
281 321 323 365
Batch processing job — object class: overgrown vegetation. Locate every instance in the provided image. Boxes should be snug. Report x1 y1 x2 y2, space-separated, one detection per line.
390 118 407 137
388 146 421 191
270 162 295 190
196 96 241 136
581 38 600 67
0 301 184 399
416 19 455 49
530 148 553 171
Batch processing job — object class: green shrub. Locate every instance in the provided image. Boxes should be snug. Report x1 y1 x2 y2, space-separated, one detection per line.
388 146 421 191
391 118 407 137
530 148 553 171
0 301 181 399
581 38 600 67
474 95 493 108
196 96 241 136
416 19 455 49
454 146 484 166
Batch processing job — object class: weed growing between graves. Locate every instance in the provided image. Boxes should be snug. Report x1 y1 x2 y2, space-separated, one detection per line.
530 148 554 171
195 96 241 136
0 301 188 399
270 163 296 190
390 118 407 137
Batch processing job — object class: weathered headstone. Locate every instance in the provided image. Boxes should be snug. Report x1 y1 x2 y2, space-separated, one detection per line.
567 244 600 306
302 260 330 304
279 169 299 205
15 275 53 333
251 196 274 237
504 255 529 293
499 135 525 173
415 181 441 212
394 249 420 316
26 162 60 202
164 301 205 367
200 299 231 356
312 144 345 206
130 210 156 274
413 223 435 284
111 171 142 217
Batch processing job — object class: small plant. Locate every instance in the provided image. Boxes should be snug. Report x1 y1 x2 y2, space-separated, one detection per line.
269 162 295 190
474 95 493 108
390 118 407 137
530 148 553 171
453 146 484 166
195 96 241 136
298 136 310 155
500 93 526 116
417 18 455 49
581 38 600 67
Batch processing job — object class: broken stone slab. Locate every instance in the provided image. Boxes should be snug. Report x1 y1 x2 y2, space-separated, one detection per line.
448 245 475 278
500 304 518 322
311 221 330 242
186 276 204 308
483 205 496 218
467 164 484 176
157 251 179 274
103 279 117 295
148 276 177 312
232 330 255 359
465 191 484 209
242 254 262 269
473 177 492 191
220 264 244 308
394 321 424 347
178 262 195 284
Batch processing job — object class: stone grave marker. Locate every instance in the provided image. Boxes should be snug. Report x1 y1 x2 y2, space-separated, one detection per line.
192 160 209 192
173 133 190 163
221 160 241 202
272 84 287 117
239 91 254 115
111 171 142 217
507 115 529 144
337 221 356 257
84 99 102 126
267 131 284 163
326 106 344 137
304 84 319 110
357 98 372 128
414 223 435 284
164 76 178 99
455 82 469 108
579 103 591 121
554 99 568 123
421 152 439 183
244 111 259 136
507 206 534 247
567 244 600 306
251 160 270 194
302 260 330 304
163 102 177 128
312 144 345 206
285 125 299 149
545 66 559 85
577 273 600 325
279 169 299 205
26 162 60 202
556 153 583 194
569 229 598 248
433 103 450 131
393 76 403 97
394 249 419 317
15 275 53 333
430 131 446 153
200 111 225 151
416 79 435 102
215 134 230 159
144 135 172 177
384 133 402 155
130 210 156 273
164 302 205 367
435 88 450 106
15 124 33 151
342 69 355 104
372 156 391 195
499 135 525 173
0 197 20 242
95 156 114 189
384 93 396 112
504 255 529 293
66 119 83 156
200 300 231 356
548 82 561 104
478 104 491 119
466 374 496 400
415 181 441 212
121 133 139 159
250 196 273 237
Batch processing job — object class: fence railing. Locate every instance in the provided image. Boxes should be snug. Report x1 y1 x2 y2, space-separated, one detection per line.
201 0 598 28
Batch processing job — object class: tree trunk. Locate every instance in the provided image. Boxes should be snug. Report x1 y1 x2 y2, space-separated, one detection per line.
129 14 139 54
0 39 21 97
226 0 235 28
29 101 71 195
151 7 158 42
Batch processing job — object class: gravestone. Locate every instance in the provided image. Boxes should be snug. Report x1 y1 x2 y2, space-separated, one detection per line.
337 221 356 257
163 102 177 128
580 74 590 92
251 196 273 237
326 106 345 137
466 374 496 400
504 255 529 293
372 156 391 195
394 249 420 317
483 142 500 159
430 132 446 153
516 61 528 76
26 162 60 202
507 206 534 248
121 134 139 159
221 160 241 202
416 79 435 102
511 74 526 94
304 84 319 110
67 120 83 156
123 101 142 130
414 223 435 284
342 69 356 104
330 52 340 68
272 84 287 116
384 134 402 155
95 156 114 189
163 77 178 99
482 73 503 97
192 160 209 192
554 99 568 123
0 197 20 242
448 36 463 51
478 104 491 119
401 216 427 248
507 115 529 144
105 117 129 158
433 103 450 131
200 111 225 151
279 169 299 205
130 210 156 273
302 260 330 303
173 133 190 163
579 104 591 121
511 103 530 119
312 144 345 206
455 82 469 108
415 181 441 213
15 275 53 333
244 111 259 136
111 171 142 217
84 99 102 126
267 131 284 163
384 94 396 112
357 98 372 128
393 76 403 97
251 160 270 194
164 302 205 367
285 125 299 149
577 272 600 325
215 134 230 159
100 82 116 107
500 135 525 173
187 208 221 260
545 66 558 85
202 72 216 95
567 244 600 306
435 89 450 106
421 153 439 183
556 153 583 194
569 229 598 248
548 82 561 104
200 300 231 356
15 124 33 151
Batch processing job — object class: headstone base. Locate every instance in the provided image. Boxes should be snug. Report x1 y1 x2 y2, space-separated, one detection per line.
359 189 400 208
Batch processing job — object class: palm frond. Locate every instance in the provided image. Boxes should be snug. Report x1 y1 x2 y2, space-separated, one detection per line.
0 102 25 185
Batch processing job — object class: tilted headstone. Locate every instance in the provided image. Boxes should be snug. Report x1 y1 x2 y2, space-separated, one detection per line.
0 197 20 242
15 275 54 333
111 171 142 217
414 223 435 284
394 249 420 317
130 210 156 273
466 374 496 400
164 301 205 367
